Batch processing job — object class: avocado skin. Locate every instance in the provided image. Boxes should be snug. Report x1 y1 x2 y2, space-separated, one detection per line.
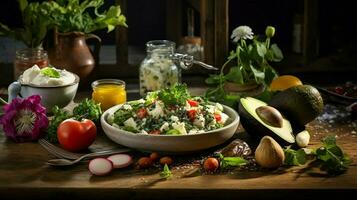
238 102 294 145
268 85 324 126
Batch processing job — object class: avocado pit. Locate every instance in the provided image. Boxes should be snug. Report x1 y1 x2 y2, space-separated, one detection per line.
255 106 283 128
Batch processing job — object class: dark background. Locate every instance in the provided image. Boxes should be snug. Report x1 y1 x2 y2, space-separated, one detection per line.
1 0 357 85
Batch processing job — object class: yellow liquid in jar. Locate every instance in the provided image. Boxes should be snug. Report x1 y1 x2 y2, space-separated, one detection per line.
92 84 127 110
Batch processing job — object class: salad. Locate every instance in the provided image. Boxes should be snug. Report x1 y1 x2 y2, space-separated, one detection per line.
107 84 230 135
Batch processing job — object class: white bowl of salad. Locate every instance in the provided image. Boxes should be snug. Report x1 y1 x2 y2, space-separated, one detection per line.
100 84 240 153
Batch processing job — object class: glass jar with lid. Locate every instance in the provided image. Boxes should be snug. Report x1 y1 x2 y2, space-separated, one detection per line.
14 48 49 79
139 40 180 96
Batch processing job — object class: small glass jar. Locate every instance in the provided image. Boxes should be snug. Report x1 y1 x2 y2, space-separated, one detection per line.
139 40 180 96
91 79 127 111
14 48 49 79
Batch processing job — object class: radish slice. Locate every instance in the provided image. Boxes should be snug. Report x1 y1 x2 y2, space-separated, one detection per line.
107 154 133 169
88 158 113 176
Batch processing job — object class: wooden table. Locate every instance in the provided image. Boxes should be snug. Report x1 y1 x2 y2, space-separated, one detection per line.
0 90 357 200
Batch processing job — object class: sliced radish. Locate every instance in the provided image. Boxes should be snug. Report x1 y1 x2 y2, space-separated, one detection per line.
88 158 113 176
107 154 133 169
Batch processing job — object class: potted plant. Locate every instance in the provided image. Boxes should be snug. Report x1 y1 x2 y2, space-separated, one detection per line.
0 0 51 78
205 25 283 107
42 0 127 81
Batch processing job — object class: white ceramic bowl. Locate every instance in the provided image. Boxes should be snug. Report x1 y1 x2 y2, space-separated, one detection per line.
8 73 79 112
101 103 240 153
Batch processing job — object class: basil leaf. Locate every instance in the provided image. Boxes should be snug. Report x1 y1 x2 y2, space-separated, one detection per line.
220 156 248 169
41 67 60 78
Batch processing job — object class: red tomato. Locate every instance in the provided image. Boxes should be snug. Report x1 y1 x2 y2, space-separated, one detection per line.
137 108 148 119
57 119 97 152
214 114 221 122
187 99 199 107
148 130 161 135
187 109 197 121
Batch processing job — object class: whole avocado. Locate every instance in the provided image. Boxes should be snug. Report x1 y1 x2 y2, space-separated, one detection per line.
268 85 324 126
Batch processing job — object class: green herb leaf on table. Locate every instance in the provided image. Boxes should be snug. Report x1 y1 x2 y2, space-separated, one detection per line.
283 135 351 175
216 153 248 169
160 164 173 179
41 67 60 78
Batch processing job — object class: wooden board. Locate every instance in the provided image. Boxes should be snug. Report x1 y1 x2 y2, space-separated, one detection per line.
0 92 357 200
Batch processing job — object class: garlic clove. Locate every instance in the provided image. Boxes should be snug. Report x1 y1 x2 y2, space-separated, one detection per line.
296 130 310 148
255 136 285 168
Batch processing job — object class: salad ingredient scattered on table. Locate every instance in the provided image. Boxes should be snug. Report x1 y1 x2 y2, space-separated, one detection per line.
89 158 113 176
107 154 133 169
57 118 97 152
108 84 230 135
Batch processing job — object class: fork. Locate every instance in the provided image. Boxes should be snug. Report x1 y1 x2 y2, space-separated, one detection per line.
39 139 83 159
46 148 132 166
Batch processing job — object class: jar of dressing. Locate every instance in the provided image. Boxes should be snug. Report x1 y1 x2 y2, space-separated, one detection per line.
139 40 180 96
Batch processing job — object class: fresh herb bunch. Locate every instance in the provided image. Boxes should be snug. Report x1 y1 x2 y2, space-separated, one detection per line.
0 0 50 48
158 83 190 106
205 25 283 106
284 135 351 175
41 0 127 33
45 99 102 143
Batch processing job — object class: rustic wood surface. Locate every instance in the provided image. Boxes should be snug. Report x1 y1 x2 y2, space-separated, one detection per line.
0 90 356 200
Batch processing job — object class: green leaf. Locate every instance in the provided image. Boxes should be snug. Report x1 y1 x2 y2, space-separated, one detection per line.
158 84 190 106
249 65 265 82
322 135 336 147
256 43 267 57
18 0 28 12
41 67 60 78
160 164 172 179
220 156 248 169
223 94 240 108
205 74 222 85
270 44 283 62
225 67 243 84
284 147 307 166
166 129 181 135
264 66 278 86
228 50 237 60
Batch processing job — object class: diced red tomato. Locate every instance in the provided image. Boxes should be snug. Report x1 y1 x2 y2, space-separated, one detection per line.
214 114 221 122
137 108 148 119
187 99 199 107
187 109 197 121
148 130 161 135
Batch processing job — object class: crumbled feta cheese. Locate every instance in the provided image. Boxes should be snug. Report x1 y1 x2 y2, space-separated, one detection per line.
172 122 187 135
123 117 137 130
123 104 132 110
220 113 229 124
197 130 205 133
215 103 223 112
170 115 179 122
139 130 148 134
206 105 215 114
159 122 170 132
193 115 205 128
188 129 199 134
184 101 191 110
149 101 164 118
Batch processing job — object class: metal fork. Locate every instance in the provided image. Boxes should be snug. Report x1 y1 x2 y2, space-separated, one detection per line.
46 149 132 166
39 139 83 159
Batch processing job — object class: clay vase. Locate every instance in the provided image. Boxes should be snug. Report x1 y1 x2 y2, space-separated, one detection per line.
47 31 101 84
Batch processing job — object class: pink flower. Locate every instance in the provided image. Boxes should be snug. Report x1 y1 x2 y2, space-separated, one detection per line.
0 95 49 142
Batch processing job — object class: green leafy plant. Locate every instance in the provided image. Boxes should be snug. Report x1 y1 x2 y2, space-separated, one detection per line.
41 0 127 33
283 135 351 175
216 153 248 169
45 99 102 143
0 0 50 48
205 25 283 106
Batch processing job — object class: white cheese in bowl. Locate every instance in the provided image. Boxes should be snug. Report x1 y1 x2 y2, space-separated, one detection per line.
21 65 76 86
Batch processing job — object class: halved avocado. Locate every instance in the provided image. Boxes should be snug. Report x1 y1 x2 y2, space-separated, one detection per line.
239 97 295 144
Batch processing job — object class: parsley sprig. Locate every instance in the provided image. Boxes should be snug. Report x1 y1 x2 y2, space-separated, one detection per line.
157 84 190 106
160 164 172 179
284 135 351 175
